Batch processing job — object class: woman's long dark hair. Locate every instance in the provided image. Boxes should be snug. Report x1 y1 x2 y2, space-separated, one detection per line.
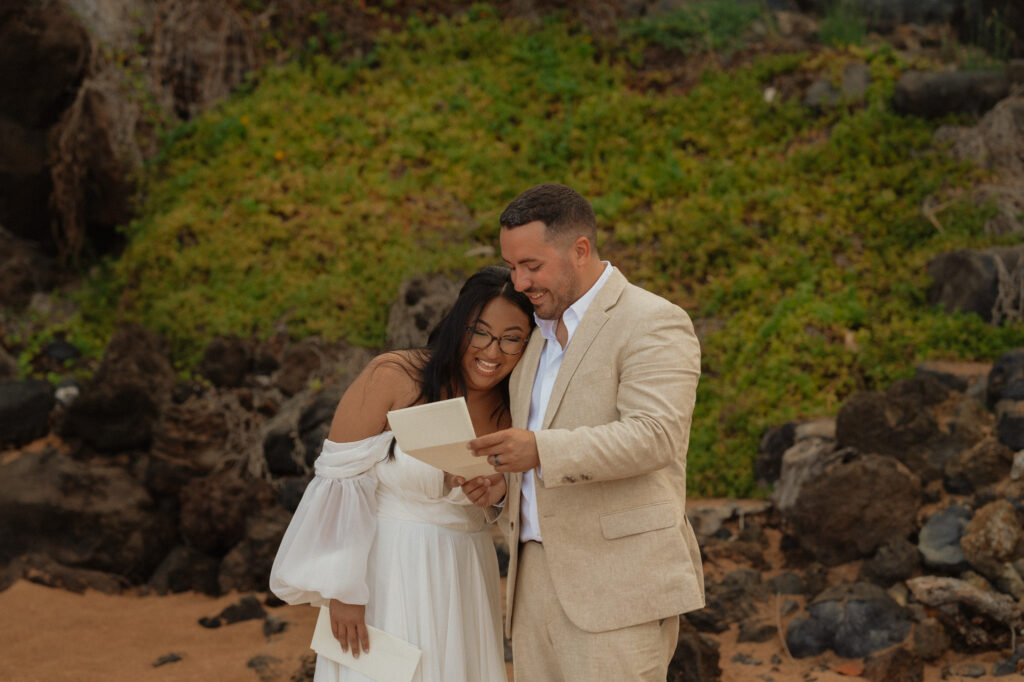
385 265 534 459
409 264 534 413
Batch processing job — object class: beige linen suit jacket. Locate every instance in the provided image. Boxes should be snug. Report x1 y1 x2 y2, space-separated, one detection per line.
501 267 705 636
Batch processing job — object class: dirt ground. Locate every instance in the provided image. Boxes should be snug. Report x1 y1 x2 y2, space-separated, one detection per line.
0 545 1014 682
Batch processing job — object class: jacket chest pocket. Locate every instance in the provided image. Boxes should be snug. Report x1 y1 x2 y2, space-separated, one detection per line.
600 501 676 539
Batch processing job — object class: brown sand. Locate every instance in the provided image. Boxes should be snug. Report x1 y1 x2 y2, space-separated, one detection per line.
0 580 317 682
0 577 1013 682
0 516 1014 681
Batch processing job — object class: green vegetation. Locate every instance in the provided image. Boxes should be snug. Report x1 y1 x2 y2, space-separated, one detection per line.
819 0 868 47
620 1 769 57
36 6 1024 496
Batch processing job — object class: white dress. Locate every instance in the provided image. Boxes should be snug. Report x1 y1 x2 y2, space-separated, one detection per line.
269 432 505 682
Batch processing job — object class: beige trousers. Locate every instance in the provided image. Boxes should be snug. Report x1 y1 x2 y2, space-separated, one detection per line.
511 541 680 682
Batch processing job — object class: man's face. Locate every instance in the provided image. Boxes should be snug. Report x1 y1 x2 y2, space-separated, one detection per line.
500 220 581 321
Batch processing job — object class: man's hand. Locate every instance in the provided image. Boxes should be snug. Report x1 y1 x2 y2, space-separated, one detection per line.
468 428 540 473
329 599 369 658
460 473 507 507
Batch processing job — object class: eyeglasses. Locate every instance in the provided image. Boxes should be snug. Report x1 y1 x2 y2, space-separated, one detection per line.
466 327 526 355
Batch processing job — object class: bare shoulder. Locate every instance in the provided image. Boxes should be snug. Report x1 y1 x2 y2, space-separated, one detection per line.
362 350 423 394
328 351 423 442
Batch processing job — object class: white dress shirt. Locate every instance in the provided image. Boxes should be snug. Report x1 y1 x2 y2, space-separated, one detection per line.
520 262 614 543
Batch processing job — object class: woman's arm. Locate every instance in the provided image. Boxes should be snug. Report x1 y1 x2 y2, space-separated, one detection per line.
326 352 420 655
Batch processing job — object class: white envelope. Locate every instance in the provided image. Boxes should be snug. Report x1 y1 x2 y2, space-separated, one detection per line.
386 397 494 479
310 606 421 682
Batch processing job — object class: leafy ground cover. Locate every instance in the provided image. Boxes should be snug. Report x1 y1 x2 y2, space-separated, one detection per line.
44 5 1024 496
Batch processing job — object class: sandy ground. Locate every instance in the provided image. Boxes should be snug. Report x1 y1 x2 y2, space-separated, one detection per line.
0 513 1016 681
0 578 1014 682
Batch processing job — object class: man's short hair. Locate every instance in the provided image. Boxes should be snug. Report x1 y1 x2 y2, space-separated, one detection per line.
499 183 597 245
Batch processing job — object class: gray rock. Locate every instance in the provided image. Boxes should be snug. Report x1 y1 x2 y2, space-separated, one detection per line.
262 389 312 476
737 619 776 643
0 447 175 582
2 552 128 594
894 71 1009 118
385 274 460 350
918 504 972 572
795 417 836 441
298 383 345 466
785 599 842 658
929 249 1024 326
787 583 911 659
841 63 870 101
275 341 323 397
218 594 266 624
916 360 990 394
912 617 950 661
61 324 175 452
769 572 804 595
668 617 721 682
277 476 310 514
0 345 18 380
862 647 924 682
179 472 277 557
944 437 1013 495
0 378 54 447
685 498 771 538
217 506 291 594
150 395 229 477
996 401 1024 451
781 451 920 565
988 348 1024 406
0 3 90 244
147 544 220 596
685 569 767 633
835 379 952 480
54 377 81 408
198 336 252 388
804 78 839 109
800 0 957 31
960 500 1024 600
992 648 1024 676
834 586 912 658
860 537 920 587
1012 450 1024 481
952 662 988 678
771 436 839 513
755 421 795 484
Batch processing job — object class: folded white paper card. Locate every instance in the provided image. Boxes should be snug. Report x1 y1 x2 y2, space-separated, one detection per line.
310 606 421 682
387 397 494 479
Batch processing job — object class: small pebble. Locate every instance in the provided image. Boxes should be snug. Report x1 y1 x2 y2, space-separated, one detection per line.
152 653 183 667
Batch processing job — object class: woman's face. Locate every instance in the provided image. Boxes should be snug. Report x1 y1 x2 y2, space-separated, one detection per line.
460 296 531 394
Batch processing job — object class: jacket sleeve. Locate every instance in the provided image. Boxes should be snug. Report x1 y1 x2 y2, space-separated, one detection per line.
268 435 386 607
534 305 700 487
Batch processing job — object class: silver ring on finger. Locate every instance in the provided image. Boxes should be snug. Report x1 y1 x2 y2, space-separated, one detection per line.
493 454 500 466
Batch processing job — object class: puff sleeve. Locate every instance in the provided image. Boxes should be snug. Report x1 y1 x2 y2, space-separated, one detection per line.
268 433 389 607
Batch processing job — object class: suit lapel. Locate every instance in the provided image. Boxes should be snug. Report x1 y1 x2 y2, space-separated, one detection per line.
511 326 544 429
541 269 627 429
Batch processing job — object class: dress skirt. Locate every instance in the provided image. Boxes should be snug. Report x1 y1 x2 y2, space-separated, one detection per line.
314 517 504 682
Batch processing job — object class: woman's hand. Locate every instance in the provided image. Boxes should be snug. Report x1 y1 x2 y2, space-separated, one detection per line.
443 471 462 492
460 473 507 508
329 599 369 657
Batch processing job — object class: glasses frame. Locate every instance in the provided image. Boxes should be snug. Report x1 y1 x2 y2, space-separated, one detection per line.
465 326 526 356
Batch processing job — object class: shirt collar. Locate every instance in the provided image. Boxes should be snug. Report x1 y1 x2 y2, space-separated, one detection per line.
535 262 613 345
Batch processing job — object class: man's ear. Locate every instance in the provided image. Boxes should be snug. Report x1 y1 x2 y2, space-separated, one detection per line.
571 235 591 264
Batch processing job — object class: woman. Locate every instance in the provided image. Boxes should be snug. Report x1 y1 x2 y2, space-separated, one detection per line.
270 265 533 682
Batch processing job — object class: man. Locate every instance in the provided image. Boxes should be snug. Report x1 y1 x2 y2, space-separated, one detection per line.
468 183 705 681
